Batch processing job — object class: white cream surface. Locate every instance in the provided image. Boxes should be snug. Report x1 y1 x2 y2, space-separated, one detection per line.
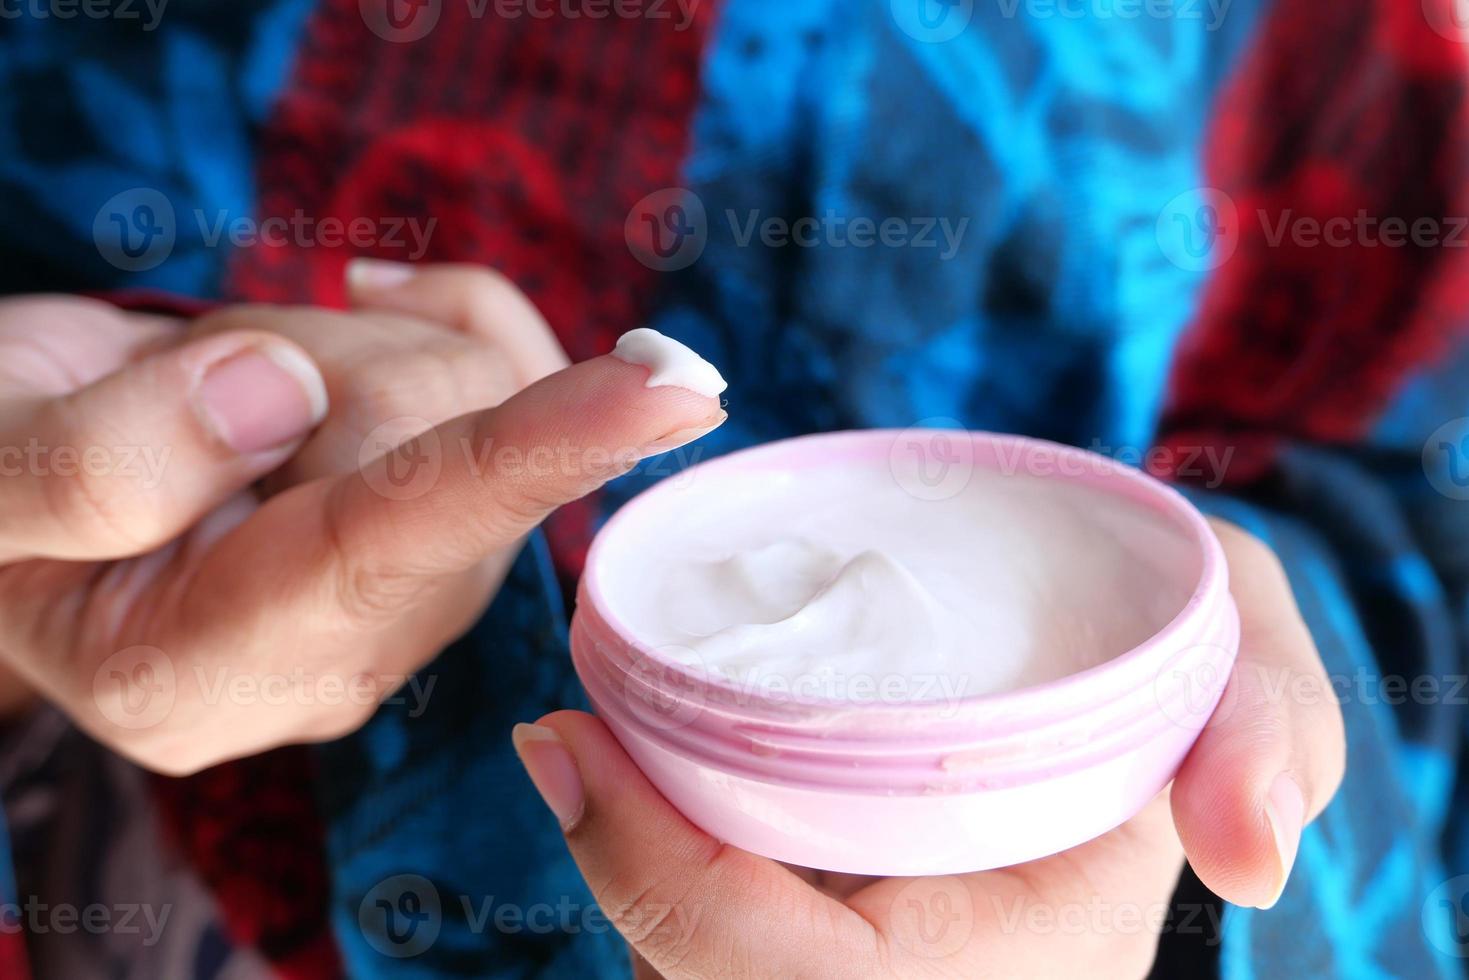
612 328 728 397
597 456 1199 701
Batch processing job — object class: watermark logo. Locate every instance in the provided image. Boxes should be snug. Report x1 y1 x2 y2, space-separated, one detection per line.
622 644 708 731
359 874 442 958
991 894 1221 944
890 877 974 958
1423 417 1469 501
92 645 175 731
360 0 442 41
95 191 436 272
888 420 976 501
1156 187 1239 272
989 0 1232 30
891 0 973 43
1152 643 1237 730
94 188 176 273
626 187 708 272
358 416 445 501
1422 874 1469 958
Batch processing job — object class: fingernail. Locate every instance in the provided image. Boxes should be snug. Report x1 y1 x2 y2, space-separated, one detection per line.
512 723 585 831
641 411 728 457
194 344 329 454
1258 772 1306 909
346 258 418 292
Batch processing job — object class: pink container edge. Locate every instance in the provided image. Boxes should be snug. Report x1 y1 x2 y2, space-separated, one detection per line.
570 429 1242 874
581 429 1232 721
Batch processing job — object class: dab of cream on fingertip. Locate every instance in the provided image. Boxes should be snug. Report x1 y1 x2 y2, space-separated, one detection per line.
611 328 728 398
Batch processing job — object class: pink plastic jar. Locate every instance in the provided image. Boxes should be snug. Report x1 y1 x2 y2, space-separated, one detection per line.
570 430 1238 875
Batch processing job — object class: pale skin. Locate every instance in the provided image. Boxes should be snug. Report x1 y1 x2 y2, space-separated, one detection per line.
0 263 1344 976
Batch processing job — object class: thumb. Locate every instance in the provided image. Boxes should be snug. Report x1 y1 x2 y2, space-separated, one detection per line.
1170 520 1346 910
304 335 726 582
0 329 327 562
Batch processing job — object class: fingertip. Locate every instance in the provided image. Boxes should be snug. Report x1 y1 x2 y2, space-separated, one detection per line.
345 257 417 295
511 720 585 832
1171 760 1301 909
582 353 727 446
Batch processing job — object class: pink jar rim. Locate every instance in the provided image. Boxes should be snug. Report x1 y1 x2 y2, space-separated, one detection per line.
573 429 1239 794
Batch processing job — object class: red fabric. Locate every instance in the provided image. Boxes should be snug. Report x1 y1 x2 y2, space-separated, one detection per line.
146 1 717 976
1158 0 1469 482
227 0 714 572
149 752 341 980
0 914 31 980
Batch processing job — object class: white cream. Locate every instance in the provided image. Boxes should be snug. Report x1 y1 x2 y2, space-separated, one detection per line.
612 328 728 397
597 457 1198 702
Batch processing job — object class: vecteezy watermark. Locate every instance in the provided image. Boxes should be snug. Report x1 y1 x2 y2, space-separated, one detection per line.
888 420 977 502
0 439 172 490
0 898 171 945
992 0 1231 30
1153 643 1238 731
93 188 437 273
620 643 975 733
1423 417 1469 501
192 667 436 718
1085 439 1234 488
1157 660 1469 731
357 875 696 958
890 0 975 43
887 423 1238 502
993 438 1235 487
990 895 1223 945
726 210 968 260
355 415 709 501
194 210 436 259
1157 188 1469 271
90 645 439 731
92 646 176 731
625 187 708 272
1156 187 1240 272
1255 210 1469 250
1422 874 1469 958
889 877 975 959
1250 666 1469 709
358 0 699 42
625 188 969 271
360 875 442 958
94 188 176 273
622 645 709 732
0 0 168 30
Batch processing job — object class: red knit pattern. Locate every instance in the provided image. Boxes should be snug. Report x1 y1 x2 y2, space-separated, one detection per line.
154 2 718 975
1158 0 1469 481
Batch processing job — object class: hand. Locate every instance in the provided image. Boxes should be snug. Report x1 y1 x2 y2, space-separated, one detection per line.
513 519 1347 978
0 264 726 774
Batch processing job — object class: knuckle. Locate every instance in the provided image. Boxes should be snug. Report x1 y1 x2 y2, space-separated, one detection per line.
452 266 532 321
614 894 683 949
352 341 502 425
321 487 441 629
333 558 439 631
